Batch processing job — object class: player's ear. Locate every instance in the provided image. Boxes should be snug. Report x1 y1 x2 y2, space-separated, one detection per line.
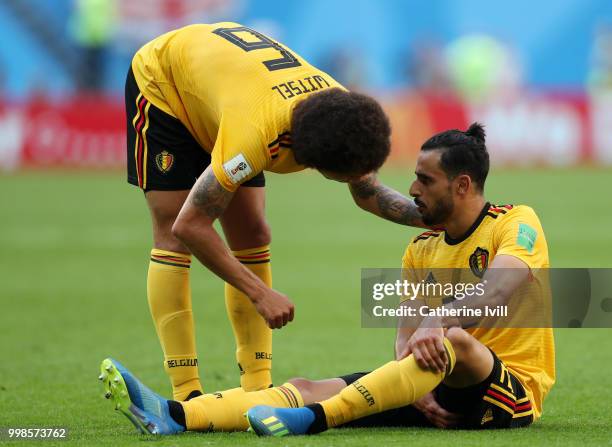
455 174 471 195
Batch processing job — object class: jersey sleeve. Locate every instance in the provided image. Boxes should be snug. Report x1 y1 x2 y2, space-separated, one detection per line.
210 113 269 191
493 206 549 269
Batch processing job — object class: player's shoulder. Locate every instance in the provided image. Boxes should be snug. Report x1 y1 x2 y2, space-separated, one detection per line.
403 229 443 268
407 229 444 256
489 203 542 226
486 203 515 219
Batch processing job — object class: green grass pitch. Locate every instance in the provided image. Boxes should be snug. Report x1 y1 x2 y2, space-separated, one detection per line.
1 167 611 446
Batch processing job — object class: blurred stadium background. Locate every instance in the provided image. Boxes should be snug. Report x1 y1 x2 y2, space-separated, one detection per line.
2 0 612 168
1 1 611 445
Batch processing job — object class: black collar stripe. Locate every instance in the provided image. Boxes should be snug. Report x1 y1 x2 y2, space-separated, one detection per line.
444 202 491 246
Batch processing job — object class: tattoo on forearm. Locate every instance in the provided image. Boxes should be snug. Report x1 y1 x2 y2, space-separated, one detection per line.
375 187 421 226
350 176 422 226
191 170 233 219
349 177 378 199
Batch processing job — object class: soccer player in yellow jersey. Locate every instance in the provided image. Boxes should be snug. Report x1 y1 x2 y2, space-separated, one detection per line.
244 122 555 434
100 123 554 435
124 22 423 401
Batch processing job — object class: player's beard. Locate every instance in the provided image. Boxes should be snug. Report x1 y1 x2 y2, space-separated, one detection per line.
421 189 454 227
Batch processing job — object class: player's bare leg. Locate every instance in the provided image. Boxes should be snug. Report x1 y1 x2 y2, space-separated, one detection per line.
146 190 191 253
219 186 274 390
220 186 270 250
145 190 203 401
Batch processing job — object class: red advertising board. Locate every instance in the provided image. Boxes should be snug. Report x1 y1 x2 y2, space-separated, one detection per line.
384 92 598 165
0 96 125 170
0 92 608 170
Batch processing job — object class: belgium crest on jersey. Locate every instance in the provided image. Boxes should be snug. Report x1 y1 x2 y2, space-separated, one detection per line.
156 150 174 173
469 247 489 278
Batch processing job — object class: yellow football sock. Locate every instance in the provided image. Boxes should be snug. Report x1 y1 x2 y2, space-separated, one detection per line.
148 249 202 401
321 338 456 428
226 245 273 391
182 382 303 432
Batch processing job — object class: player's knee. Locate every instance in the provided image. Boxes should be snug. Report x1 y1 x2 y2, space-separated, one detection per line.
287 377 314 391
170 219 188 242
242 219 272 247
286 377 316 400
148 216 188 253
171 217 203 251
445 327 472 355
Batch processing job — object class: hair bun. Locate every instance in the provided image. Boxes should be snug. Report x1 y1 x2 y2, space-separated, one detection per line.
465 122 486 143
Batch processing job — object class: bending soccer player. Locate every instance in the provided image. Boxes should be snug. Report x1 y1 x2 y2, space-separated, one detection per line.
125 22 423 401
101 124 554 434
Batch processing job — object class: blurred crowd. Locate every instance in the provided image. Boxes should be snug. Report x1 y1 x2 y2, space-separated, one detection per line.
70 0 240 91
0 0 611 100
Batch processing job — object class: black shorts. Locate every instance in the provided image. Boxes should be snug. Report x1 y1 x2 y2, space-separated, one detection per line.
338 350 534 430
125 67 265 191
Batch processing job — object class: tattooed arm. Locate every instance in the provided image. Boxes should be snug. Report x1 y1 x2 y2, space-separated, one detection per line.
173 165 294 329
349 173 425 228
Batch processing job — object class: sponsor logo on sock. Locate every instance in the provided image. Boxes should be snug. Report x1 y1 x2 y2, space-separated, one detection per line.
255 352 272 360
352 380 375 406
167 358 198 368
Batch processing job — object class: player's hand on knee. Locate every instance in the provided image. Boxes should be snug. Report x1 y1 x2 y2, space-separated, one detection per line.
408 327 447 373
395 339 411 360
395 326 415 360
252 288 295 329
414 392 459 428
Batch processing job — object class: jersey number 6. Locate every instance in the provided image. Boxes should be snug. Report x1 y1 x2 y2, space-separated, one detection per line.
213 26 302 71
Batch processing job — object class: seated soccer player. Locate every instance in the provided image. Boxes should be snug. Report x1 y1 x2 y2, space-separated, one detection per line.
99 123 554 435
246 123 555 435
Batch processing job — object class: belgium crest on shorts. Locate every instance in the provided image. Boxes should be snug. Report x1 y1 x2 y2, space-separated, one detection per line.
469 247 489 278
156 150 174 173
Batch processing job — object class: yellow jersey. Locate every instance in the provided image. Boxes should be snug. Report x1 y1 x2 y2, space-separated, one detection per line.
131 22 344 191
402 203 555 419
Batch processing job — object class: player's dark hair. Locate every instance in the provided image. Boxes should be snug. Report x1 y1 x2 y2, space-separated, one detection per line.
291 88 391 174
421 122 489 192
